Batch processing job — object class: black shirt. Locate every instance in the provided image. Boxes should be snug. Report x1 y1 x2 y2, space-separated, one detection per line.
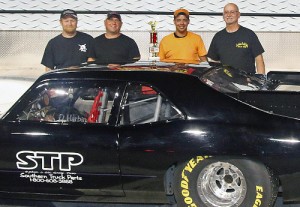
41 31 93 69
89 34 140 65
207 26 264 74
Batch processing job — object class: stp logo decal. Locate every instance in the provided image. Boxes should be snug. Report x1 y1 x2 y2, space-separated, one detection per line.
16 151 83 171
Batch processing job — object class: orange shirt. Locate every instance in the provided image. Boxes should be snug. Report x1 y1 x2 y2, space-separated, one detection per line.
159 31 207 64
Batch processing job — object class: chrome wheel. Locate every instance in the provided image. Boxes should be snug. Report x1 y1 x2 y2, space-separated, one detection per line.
197 161 247 207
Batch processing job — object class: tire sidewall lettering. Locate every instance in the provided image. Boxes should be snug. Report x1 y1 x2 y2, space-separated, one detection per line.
253 185 264 207
175 157 276 207
179 156 210 207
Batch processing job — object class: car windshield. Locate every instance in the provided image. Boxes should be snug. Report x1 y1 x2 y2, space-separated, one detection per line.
199 66 268 93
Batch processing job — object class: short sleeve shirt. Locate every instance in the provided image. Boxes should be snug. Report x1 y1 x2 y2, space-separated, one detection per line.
41 31 93 69
159 31 207 64
207 26 264 73
89 34 140 65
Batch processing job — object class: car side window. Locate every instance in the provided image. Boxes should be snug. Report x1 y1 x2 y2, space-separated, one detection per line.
17 81 118 124
119 83 183 125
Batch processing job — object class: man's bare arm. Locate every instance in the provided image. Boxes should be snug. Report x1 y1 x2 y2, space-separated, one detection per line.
45 67 51 72
255 54 265 74
200 56 208 62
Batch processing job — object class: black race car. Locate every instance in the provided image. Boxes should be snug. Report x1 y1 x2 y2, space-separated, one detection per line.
1 62 300 207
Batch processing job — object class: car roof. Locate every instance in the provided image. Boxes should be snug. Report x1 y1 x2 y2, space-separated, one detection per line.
36 62 211 83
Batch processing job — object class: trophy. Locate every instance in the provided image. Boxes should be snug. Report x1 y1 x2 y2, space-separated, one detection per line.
148 21 159 61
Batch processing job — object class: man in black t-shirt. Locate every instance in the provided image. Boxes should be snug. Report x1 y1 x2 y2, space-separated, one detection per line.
41 9 93 71
88 12 140 66
207 3 265 74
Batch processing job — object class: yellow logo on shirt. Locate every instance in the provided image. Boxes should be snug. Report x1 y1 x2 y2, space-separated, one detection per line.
224 69 233 77
236 42 248 48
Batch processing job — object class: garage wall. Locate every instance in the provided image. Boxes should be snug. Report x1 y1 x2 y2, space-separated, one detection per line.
0 0 299 77
0 0 299 31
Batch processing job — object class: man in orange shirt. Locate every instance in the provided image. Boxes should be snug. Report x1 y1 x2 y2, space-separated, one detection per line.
159 8 207 64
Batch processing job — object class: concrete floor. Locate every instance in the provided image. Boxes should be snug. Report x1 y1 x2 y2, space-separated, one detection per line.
0 78 33 116
0 197 298 207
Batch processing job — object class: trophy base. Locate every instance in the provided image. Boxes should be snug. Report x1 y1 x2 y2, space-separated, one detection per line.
148 57 160 61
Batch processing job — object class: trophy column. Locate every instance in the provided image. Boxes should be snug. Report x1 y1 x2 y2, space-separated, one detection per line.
148 21 159 61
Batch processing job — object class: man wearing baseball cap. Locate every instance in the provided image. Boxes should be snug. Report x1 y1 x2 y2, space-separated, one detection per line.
41 9 93 71
159 8 207 64
88 11 140 65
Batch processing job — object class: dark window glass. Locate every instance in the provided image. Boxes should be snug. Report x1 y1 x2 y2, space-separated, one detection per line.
119 83 183 125
17 81 119 124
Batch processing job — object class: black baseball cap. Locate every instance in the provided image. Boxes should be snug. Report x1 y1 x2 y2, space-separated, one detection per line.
60 9 78 19
107 11 122 21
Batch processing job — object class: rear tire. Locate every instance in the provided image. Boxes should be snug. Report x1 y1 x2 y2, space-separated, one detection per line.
174 156 278 207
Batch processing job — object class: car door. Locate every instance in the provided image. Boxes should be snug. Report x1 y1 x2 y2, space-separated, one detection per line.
0 79 125 197
117 82 185 194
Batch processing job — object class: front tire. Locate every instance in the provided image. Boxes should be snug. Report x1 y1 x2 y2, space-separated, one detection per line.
174 156 278 207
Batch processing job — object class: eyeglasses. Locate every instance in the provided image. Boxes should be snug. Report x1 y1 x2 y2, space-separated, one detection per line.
224 11 239 15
